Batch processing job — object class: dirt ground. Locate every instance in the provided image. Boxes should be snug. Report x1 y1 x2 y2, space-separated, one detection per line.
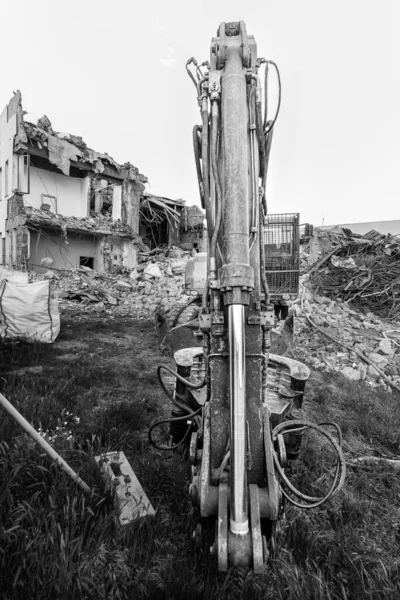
1 314 400 599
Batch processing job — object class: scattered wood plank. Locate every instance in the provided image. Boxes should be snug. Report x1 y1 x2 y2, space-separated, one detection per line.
347 456 400 471
95 451 155 524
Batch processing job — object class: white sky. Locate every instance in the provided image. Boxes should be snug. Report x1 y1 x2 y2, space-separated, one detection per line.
1 0 399 226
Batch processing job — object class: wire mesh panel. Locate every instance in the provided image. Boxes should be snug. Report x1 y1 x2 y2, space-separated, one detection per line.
264 213 300 296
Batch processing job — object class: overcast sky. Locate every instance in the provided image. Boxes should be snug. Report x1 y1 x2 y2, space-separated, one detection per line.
1 0 399 226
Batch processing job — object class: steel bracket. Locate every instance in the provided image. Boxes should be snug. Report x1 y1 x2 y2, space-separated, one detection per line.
199 314 211 330
209 279 220 289
209 70 222 98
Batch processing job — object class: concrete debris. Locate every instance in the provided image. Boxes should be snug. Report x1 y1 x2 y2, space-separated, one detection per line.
95 451 155 524
295 277 400 391
29 246 195 319
143 263 162 279
40 257 54 267
378 339 394 356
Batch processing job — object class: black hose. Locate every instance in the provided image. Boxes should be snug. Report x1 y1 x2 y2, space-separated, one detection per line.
261 123 274 214
171 296 200 329
201 100 214 240
157 364 205 390
264 60 282 134
259 204 270 304
192 125 204 209
248 84 257 236
256 99 266 181
148 408 201 451
186 58 199 91
272 420 347 509
149 364 205 452
210 101 223 267
260 59 280 213
263 61 269 129
157 367 194 414
149 367 204 452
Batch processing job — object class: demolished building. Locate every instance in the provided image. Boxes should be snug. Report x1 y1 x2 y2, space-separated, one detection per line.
301 224 400 320
0 91 205 273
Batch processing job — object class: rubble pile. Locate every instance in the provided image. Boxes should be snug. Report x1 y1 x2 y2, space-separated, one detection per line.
302 228 400 320
294 277 400 391
31 248 195 320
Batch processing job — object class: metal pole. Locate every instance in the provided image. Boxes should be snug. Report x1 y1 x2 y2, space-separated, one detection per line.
229 304 249 534
0 392 91 495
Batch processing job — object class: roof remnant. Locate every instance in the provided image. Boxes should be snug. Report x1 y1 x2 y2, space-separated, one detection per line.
140 193 185 229
9 91 147 182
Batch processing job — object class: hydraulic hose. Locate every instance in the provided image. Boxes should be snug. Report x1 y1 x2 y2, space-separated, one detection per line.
148 367 205 452
202 237 210 309
260 58 280 212
148 408 201 452
192 124 204 209
259 203 270 304
261 122 274 215
157 367 195 413
201 97 214 241
264 60 282 134
263 61 269 130
248 84 258 242
210 100 223 272
272 420 347 509
171 296 201 329
256 97 266 181
157 364 206 390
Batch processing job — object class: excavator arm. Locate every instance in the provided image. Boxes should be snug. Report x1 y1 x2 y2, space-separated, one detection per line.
150 21 346 572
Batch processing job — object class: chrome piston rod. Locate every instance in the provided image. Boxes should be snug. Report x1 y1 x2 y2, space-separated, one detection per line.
229 304 249 535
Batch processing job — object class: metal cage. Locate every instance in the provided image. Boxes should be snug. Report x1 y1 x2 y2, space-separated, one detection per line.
264 213 300 297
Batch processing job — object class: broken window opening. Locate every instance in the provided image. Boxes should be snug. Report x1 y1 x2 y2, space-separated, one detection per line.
90 180 114 216
140 216 169 250
100 182 113 216
80 256 94 269
18 154 30 194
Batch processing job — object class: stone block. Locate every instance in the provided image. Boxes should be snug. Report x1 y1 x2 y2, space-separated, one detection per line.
368 353 388 368
378 339 394 356
342 366 361 381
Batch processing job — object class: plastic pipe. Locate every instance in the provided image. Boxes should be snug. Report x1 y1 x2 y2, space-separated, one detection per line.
0 392 91 494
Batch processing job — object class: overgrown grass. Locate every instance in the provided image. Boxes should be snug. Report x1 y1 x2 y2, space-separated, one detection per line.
1 317 400 599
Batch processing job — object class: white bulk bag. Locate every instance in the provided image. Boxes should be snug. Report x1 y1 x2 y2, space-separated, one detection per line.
0 267 29 285
0 280 60 343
